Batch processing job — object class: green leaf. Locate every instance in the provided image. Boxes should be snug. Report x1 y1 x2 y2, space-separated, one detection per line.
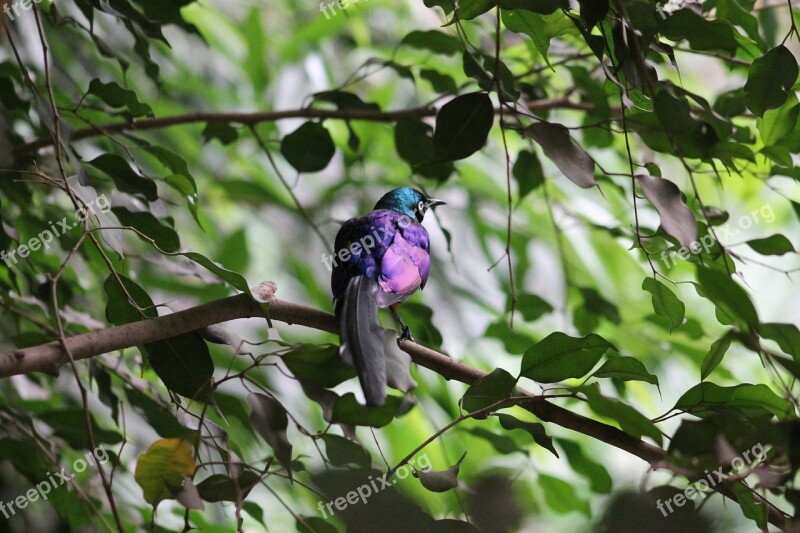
111 207 181 253
512 150 545 198
416 451 467 492
497 414 558 456
313 90 380 112
40 409 123 449
759 94 799 146
202 122 239 145
419 69 458 94
143 332 213 400
134 438 196 507
695 266 759 329
248 393 293 472
731 482 768 529
213 393 253 430
93 365 119 422
660 9 738 55
709 141 755 163
321 434 371 468
196 472 260 503
577 0 608 29
461 368 517 414
448 0 494 23
280 121 336 173
758 322 800 360
125 386 196 439
462 51 493 90
241 6 269 94
666 414 768 456
295 516 337 533
480 55 520 102
104 273 157 325
700 332 734 380
399 303 443 351
432 92 494 162
400 30 461 55
746 234 795 256
520 332 613 383
654 86 696 133
485 320 536 354
460 51 519 102
538 474 591 516
772 354 800 380
0 438 50 480
395 119 434 166
761 145 793 166
578 287 621 326
642 278 685 330
282 344 356 388
87 154 158 201
180 251 250 293
140 145 200 222
582 383 663 445
636 175 698 249
558 439 612 493
87 79 153 117
497 0 567 14
461 427 526 455
714 88 747 117
593 356 658 386
502 10 551 64
512 291 552 321
744 45 799 116
674 382 791 418
330 393 404 427
382 59 415 83
244 502 266 526
523 122 596 188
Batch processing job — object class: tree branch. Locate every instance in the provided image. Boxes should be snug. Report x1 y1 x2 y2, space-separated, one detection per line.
0 282 787 529
11 98 595 158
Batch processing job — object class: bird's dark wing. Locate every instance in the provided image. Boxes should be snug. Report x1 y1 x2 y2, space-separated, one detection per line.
331 216 368 301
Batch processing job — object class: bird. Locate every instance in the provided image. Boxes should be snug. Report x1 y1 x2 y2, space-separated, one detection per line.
331 187 445 406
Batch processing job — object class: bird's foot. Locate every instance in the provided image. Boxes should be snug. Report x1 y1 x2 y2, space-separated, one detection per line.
398 325 415 342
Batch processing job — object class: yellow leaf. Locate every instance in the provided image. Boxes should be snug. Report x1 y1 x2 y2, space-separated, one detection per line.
134 438 196 507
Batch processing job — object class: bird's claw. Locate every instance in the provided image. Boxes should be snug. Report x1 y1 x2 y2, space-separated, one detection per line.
399 325 414 342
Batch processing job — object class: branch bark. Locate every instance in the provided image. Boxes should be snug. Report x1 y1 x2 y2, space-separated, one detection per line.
12 98 595 158
0 282 787 529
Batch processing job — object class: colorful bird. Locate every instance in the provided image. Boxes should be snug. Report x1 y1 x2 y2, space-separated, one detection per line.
331 187 445 406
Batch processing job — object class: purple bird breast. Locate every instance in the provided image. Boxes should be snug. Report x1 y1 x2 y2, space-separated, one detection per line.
376 231 430 306
367 211 431 308
331 209 431 305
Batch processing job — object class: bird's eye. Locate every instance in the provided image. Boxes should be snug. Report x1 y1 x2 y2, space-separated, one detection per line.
417 200 425 213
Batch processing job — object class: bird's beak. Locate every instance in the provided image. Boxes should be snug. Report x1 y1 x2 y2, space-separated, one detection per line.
427 198 446 208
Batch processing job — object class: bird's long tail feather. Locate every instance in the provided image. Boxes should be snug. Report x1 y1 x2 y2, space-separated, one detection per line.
336 275 387 406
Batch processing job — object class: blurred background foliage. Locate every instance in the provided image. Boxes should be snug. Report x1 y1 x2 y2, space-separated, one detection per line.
0 0 800 531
